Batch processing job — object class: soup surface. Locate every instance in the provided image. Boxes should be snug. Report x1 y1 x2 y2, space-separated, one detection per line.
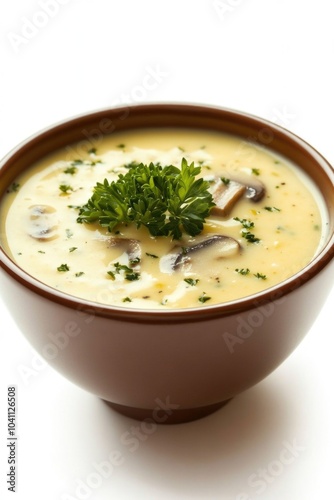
1 129 326 309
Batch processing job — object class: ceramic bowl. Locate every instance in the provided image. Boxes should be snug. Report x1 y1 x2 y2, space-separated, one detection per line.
1 104 333 424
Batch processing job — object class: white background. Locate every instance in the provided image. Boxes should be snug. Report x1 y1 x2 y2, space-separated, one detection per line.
0 1 333 499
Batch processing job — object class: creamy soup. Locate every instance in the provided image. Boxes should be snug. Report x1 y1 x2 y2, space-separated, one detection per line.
1 129 327 309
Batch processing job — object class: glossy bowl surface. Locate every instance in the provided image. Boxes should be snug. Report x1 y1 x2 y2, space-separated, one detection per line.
1 104 333 423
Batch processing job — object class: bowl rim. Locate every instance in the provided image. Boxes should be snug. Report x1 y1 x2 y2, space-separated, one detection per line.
1 102 333 324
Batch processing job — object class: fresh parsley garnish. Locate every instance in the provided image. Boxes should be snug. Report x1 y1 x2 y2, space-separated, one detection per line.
77 159 215 240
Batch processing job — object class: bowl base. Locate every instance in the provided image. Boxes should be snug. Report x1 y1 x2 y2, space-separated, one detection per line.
103 399 232 424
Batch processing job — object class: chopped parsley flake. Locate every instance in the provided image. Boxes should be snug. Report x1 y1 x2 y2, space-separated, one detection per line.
57 263 70 272
233 217 255 229
199 292 211 303
64 166 77 175
75 272 84 277
129 257 140 265
108 262 140 281
59 184 73 194
264 206 281 212
7 182 20 193
145 252 159 259
241 230 261 243
69 247 78 252
235 268 250 275
254 272 267 280
221 177 230 185
252 168 260 176
184 278 199 286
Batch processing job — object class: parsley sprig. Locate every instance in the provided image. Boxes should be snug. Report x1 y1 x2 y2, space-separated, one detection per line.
77 159 214 240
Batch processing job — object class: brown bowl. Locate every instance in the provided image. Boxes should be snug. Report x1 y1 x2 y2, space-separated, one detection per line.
1 104 333 424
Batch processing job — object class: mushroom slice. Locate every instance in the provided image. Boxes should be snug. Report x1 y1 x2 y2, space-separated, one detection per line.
160 234 241 273
28 205 59 240
208 174 266 217
209 178 246 217
108 238 141 265
228 174 266 202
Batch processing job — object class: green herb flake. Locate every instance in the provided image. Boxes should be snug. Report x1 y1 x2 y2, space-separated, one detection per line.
235 268 250 275
254 272 267 280
117 144 125 149
69 247 78 252
264 206 281 212
122 297 132 303
7 182 20 193
77 158 215 240
65 229 73 238
184 278 199 286
110 262 140 281
129 257 141 265
64 166 77 175
145 252 159 259
252 168 260 176
38 250 45 254
88 147 97 155
199 292 211 303
59 184 73 194
233 217 255 229
57 263 70 272
72 159 84 165
221 177 230 185
241 230 260 244
75 272 84 277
